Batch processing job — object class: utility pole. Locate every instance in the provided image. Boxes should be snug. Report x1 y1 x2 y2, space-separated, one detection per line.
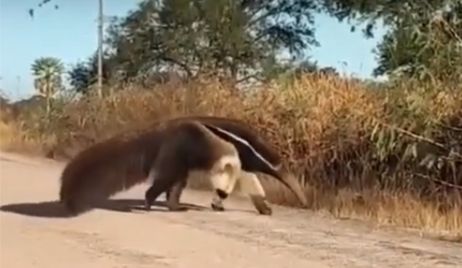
97 0 104 98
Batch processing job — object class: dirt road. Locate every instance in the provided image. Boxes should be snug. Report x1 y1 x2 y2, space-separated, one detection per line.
0 151 460 268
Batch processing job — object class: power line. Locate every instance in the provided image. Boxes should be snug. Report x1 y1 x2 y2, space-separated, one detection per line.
97 0 104 98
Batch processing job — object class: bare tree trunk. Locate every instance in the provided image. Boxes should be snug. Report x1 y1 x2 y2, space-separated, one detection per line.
46 95 51 116
45 82 51 116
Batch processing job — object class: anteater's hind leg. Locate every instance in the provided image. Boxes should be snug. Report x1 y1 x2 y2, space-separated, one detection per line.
165 178 188 211
166 179 187 201
238 171 272 215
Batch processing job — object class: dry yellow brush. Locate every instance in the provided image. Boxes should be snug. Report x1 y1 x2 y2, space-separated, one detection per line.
1 75 461 239
0 120 44 154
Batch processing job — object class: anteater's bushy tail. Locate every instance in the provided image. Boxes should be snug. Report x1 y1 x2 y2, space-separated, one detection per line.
59 135 152 216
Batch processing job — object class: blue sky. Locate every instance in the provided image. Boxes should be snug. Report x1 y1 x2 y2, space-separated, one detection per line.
0 0 386 101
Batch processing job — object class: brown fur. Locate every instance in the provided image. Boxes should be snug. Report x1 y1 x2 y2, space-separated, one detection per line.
59 115 307 216
59 127 162 215
143 120 241 211
159 115 308 207
187 116 307 207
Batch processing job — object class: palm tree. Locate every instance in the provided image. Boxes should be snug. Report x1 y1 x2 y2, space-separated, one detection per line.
31 57 64 114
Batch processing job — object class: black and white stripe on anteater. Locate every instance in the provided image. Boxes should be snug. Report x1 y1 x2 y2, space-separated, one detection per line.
200 123 307 204
58 115 307 216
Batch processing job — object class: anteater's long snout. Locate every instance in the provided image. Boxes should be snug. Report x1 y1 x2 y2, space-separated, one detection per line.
274 170 308 208
198 121 308 208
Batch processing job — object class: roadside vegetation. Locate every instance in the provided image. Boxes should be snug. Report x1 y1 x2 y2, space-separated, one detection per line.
1 0 460 240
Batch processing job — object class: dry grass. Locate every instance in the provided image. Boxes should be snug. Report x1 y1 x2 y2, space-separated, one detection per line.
0 121 44 155
2 74 461 238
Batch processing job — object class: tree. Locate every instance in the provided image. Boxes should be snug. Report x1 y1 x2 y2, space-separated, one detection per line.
68 52 113 94
31 57 64 113
35 0 462 86
373 1 462 83
320 0 462 83
68 61 94 94
103 0 320 87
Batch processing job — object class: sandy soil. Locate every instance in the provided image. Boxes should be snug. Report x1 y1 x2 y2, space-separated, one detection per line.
0 151 461 268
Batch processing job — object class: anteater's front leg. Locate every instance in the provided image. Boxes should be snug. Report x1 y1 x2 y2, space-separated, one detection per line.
209 162 240 212
238 171 272 215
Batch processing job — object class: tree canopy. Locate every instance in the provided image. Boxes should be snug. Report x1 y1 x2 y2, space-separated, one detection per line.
31 56 64 112
101 0 320 85
321 0 462 82
32 0 462 91
373 1 461 82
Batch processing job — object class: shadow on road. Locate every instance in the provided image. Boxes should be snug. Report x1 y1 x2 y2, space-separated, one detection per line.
0 199 209 218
